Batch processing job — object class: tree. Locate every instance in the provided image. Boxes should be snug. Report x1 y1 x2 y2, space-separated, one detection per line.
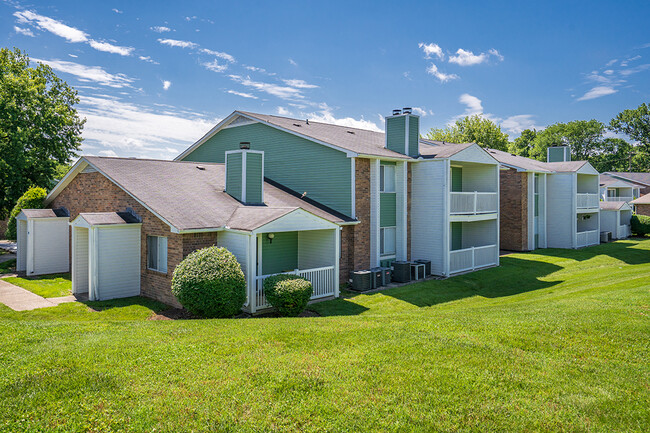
425 115 510 151
589 138 634 172
5 186 46 240
0 47 84 219
527 120 606 162
508 129 537 158
609 103 650 172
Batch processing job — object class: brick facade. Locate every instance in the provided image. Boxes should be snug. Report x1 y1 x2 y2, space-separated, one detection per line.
49 171 219 307
636 203 650 217
499 168 529 251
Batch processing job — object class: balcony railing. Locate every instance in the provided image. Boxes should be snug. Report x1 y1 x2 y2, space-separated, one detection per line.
617 225 630 239
605 196 634 203
576 230 599 248
449 244 498 274
577 193 599 209
255 266 336 310
450 192 498 215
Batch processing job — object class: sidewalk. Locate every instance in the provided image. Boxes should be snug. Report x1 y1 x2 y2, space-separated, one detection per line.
0 240 16 253
0 279 79 311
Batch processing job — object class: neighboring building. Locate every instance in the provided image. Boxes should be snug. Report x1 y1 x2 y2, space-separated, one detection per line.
488 146 600 251
631 193 650 216
599 201 632 240
599 174 642 203
603 172 650 196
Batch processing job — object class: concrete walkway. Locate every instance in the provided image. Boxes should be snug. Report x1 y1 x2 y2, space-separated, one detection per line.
0 279 79 311
0 240 17 253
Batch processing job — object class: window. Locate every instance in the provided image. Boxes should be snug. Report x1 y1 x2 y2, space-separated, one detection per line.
380 164 395 193
147 236 168 273
380 227 396 256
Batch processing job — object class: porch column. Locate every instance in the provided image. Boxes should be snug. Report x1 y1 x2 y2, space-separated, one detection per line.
334 227 340 297
248 234 258 313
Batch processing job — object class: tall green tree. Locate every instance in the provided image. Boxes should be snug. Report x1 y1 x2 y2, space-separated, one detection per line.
425 115 510 151
589 138 635 172
609 103 650 172
508 129 537 158
527 120 605 162
0 47 84 218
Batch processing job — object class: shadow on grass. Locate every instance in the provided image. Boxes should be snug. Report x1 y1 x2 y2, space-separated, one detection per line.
538 239 650 265
82 296 169 313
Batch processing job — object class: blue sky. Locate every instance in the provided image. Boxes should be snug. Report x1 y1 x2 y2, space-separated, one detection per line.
2 0 650 159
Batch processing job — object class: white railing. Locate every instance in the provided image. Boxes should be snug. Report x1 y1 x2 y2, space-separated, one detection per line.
577 193 599 209
605 196 634 203
617 225 630 239
450 192 498 215
449 244 498 274
254 266 336 310
576 230 599 247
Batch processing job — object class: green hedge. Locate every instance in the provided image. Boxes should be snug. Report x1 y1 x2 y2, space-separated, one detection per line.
171 246 246 318
263 274 313 317
630 214 650 237
5 187 47 240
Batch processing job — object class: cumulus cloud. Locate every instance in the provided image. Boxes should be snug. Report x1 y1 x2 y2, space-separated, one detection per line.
418 42 444 60
112 9 122 14
139 56 159 64
304 107 382 132
229 75 305 100
158 38 197 49
88 40 134 56
199 48 235 63
151 26 171 33
500 115 543 134
32 58 135 88
459 93 483 114
282 79 318 89
14 26 34 37
412 107 434 117
276 106 291 115
14 10 88 42
227 90 258 99
163 80 171 90
426 63 459 82
202 60 228 73
577 86 618 101
449 48 502 66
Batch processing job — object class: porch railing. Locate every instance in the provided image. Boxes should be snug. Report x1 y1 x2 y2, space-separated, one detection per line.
577 193 599 209
450 192 498 215
449 244 498 274
255 266 336 310
576 230 599 247
605 196 634 203
617 224 630 239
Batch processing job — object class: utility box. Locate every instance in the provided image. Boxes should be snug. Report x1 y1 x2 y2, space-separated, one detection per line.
414 259 431 276
370 268 383 289
351 271 372 291
600 231 612 243
392 261 411 283
380 267 392 286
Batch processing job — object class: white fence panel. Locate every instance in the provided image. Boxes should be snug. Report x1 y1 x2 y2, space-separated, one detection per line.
577 193 599 209
450 192 498 215
606 196 633 203
255 266 335 310
449 244 498 274
577 230 599 247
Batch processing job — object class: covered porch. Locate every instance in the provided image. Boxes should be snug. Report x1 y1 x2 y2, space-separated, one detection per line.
576 211 599 247
449 161 499 215
449 218 499 274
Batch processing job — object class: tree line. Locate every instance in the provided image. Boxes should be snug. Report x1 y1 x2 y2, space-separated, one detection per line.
426 105 650 173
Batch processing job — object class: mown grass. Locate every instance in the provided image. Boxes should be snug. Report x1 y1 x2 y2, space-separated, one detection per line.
0 258 15 274
0 240 648 432
2 273 71 298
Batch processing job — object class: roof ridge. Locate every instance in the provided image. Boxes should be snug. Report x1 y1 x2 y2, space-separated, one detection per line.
239 110 385 134
85 156 224 165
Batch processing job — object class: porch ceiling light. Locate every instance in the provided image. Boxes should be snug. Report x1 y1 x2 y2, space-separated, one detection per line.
267 233 275 244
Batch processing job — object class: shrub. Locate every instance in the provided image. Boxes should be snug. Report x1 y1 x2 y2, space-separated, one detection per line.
5 187 47 240
630 214 650 237
263 274 313 317
171 246 246 318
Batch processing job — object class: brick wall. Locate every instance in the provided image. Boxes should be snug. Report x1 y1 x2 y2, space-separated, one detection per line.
49 171 219 308
636 203 650 217
499 168 529 251
353 158 371 271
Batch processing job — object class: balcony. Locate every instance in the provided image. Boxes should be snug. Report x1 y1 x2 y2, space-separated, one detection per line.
604 196 634 203
576 230 599 248
576 193 599 209
449 244 498 274
450 192 498 215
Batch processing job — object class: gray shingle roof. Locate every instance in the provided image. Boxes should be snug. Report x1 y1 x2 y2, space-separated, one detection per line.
418 141 475 158
604 172 650 186
631 193 650 205
599 174 641 187
83 156 348 231
544 161 589 172
79 212 137 225
21 208 68 218
485 149 551 172
599 201 629 211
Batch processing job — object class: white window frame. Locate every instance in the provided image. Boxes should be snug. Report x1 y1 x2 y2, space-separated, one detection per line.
147 235 168 273
380 164 396 193
380 226 396 256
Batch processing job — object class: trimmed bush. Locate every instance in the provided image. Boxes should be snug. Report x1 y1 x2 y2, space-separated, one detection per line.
264 274 313 317
5 187 47 240
171 246 246 318
630 214 650 237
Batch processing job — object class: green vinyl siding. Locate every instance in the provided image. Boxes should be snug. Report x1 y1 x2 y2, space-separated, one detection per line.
451 222 463 251
380 192 397 227
451 167 463 192
380 161 396 166
181 122 353 217
262 231 298 275
245 152 263 204
225 152 242 201
386 116 406 155
408 115 419 157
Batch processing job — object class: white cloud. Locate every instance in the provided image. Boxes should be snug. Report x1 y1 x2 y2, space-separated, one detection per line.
577 86 617 101
112 9 122 14
88 40 134 56
32 58 135 88
14 10 88 42
158 38 197 49
289 58 298 66
229 75 304 100
619 63 650 76
426 63 459 82
199 48 235 63
448 48 503 66
14 26 34 37
163 80 171 90
488 48 504 61
243 65 276 76
304 107 382 132
139 56 159 64
418 42 444 60
276 106 291 115
412 107 434 117
98 150 118 157
227 90 258 99
78 95 220 159
282 79 318 89
459 93 483 114
500 115 543 134
202 60 227 73
606 59 618 66
68 54 78 58
151 26 171 33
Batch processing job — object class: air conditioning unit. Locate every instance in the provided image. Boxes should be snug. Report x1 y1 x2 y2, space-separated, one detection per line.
351 271 372 291
600 231 612 243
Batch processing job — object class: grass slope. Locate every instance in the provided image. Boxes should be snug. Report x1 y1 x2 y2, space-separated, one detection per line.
0 240 648 432
2 273 71 298
0 258 15 274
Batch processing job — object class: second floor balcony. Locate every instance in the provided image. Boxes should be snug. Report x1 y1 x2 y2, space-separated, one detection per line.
450 191 498 215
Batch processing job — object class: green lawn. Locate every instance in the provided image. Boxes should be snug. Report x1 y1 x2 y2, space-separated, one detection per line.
0 240 648 432
0 258 15 274
2 273 71 298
